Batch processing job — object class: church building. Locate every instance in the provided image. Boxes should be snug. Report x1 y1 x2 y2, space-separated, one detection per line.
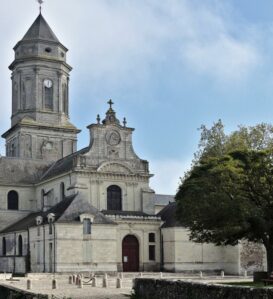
0 12 265 275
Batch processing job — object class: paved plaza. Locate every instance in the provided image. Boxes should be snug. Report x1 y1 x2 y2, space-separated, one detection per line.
0 272 253 299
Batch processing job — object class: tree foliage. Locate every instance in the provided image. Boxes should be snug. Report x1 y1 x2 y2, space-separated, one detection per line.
176 121 273 272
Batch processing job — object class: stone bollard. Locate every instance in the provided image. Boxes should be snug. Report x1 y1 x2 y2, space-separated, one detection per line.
92 276 97 287
78 278 83 289
244 270 247 277
76 274 81 285
27 279 32 290
69 275 73 284
199 271 203 278
116 277 122 288
52 279 57 289
102 277 108 288
221 270 225 278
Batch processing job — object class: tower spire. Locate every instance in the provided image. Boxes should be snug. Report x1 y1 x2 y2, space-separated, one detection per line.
37 0 44 14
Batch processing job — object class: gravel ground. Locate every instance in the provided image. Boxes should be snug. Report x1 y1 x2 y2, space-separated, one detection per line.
1 277 132 299
0 273 252 299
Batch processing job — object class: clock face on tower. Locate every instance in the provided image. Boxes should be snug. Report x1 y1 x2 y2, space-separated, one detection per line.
44 79 53 88
106 130 121 146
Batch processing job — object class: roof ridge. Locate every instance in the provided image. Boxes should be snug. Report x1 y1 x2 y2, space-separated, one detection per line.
40 160 58 180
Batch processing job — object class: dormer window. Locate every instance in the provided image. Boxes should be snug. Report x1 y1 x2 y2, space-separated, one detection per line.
47 213 55 235
36 216 43 226
83 218 91 235
80 214 93 235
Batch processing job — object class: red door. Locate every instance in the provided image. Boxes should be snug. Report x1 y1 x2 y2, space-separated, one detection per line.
122 235 139 272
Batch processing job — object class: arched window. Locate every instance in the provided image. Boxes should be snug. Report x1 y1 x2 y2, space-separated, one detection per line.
2 237 6 256
8 190 19 210
44 79 53 110
18 235 23 256
107 185 122 211
62 83 68 114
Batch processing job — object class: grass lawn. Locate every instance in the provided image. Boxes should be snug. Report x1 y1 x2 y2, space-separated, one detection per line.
221 281 272 288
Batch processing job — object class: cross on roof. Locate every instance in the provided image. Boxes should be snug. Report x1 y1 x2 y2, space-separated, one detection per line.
107 99 114 109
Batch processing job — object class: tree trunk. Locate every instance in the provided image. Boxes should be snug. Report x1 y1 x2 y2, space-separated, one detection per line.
265 243 273 274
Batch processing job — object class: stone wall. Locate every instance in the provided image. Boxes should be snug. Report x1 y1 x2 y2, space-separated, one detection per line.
0 257 26 274
240 240 265 273
133 279 273 299
0 285 48 299
162 227 240 274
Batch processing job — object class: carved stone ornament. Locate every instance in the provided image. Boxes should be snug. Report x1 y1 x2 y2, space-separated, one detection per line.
105 130 121 146
98 162 132 174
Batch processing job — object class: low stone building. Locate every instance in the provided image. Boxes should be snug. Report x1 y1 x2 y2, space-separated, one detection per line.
0 11 265 275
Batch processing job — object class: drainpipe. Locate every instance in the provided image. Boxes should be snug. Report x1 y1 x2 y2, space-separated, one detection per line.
160 228 164 271
53 223 56 273
27 228 30 273
13 233 16 275
43 225 46 273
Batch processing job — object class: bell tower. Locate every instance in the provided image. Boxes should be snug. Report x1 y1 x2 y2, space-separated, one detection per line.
2 13 80 161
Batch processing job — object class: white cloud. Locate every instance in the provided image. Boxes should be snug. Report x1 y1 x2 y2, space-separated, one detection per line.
183 35 259 81
0 0 266 154
51 0 262 85
150 157 192 195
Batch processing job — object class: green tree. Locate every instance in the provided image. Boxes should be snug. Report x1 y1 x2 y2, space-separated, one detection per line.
176 122 273 273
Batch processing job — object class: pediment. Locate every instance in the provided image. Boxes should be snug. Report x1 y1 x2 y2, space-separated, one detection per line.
97 162 133 174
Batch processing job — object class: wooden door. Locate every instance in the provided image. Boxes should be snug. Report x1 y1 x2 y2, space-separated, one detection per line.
122 235 139 272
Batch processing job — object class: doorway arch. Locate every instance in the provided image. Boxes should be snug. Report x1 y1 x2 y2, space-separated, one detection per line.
122 235 139 272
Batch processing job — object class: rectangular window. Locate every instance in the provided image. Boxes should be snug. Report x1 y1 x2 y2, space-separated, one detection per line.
49 222 53 235
37 226 40 237
149 233 155 243
149 245 155 261
36 242 41 264
83 219 91 235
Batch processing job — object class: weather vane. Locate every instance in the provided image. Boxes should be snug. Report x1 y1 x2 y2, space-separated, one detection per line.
37 0 44 13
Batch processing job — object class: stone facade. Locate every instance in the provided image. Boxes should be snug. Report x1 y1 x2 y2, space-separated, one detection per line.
0 11 266 275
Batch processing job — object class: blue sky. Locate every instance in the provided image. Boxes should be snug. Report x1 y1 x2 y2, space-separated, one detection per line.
0 0 273 194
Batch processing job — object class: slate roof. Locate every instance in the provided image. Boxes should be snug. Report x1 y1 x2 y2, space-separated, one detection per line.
154 194 175 206
157 202 183 228
1 194 116 234
0 157 50 185
0 195 76 233
41 147 89 181
102 210 150 217
58 197 116 225
22 13 59 43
